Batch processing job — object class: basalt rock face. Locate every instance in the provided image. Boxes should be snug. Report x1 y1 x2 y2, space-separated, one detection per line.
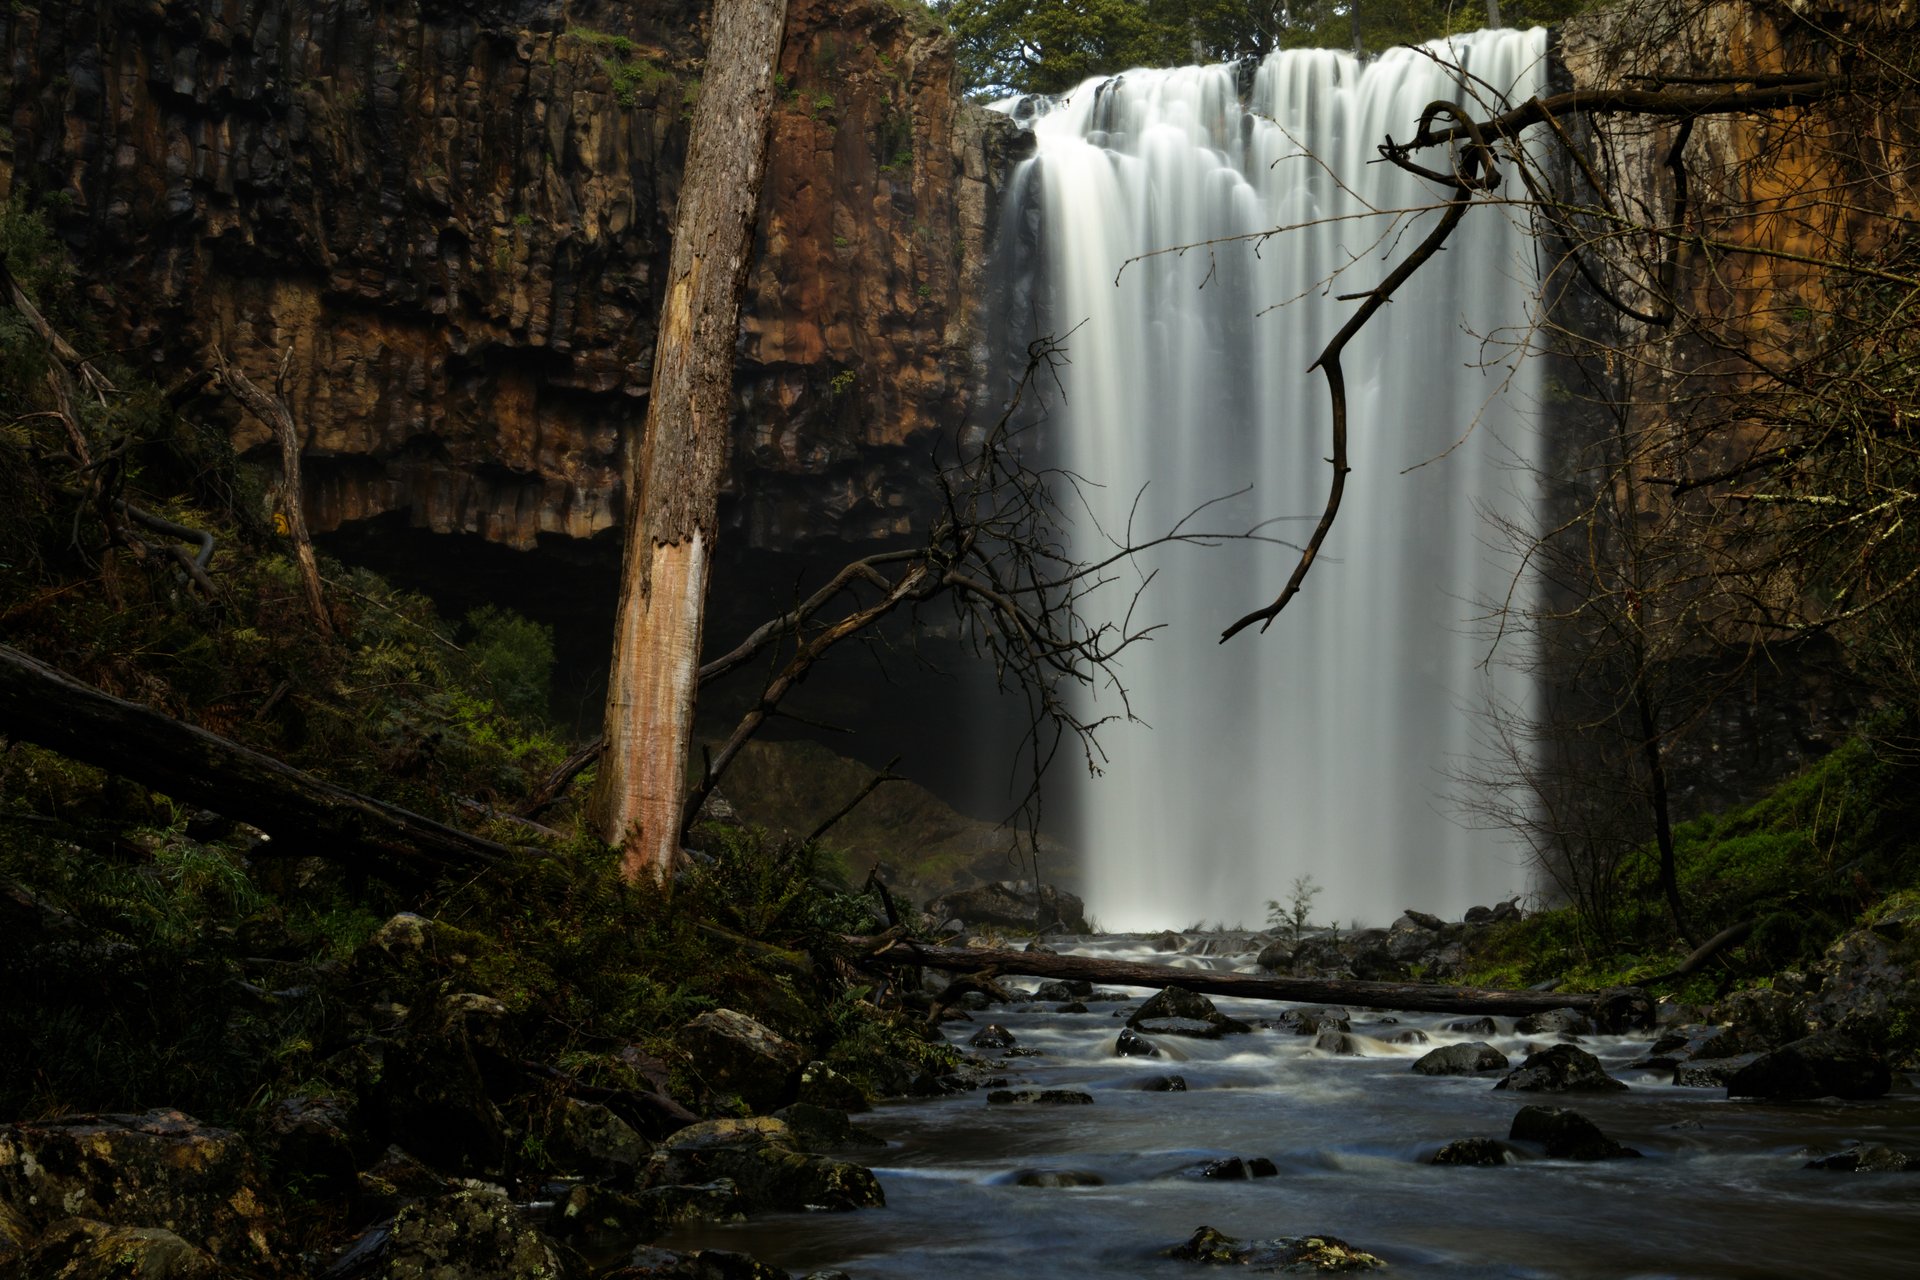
0 0 1016 552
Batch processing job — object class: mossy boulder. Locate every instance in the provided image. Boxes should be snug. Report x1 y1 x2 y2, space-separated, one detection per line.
641 1118 883 1213
548 1100 652 1181
1430 1138 1511 1166
382 1187 575 1279
13 1218 221 1279
1167 1225 1384 1270
681 1010 807 1114
0 1109 273 1270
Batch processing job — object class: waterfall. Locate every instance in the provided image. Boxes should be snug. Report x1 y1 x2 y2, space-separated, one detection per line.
998 30 1550 930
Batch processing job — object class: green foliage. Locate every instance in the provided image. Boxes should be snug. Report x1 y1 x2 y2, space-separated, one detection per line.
462 605 555 723
1467 719 1920 990
1265 873 1321 944
937 0 1596 97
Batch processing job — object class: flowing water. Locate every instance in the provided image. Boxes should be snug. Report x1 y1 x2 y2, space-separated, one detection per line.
996 31 1553 928
664 937 1920 1277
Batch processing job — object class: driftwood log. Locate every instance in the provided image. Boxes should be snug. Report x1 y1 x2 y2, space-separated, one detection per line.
0 644 515 883
851 937 1625 1020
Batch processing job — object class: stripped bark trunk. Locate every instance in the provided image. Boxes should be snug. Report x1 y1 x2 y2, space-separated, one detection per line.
847 937 1617 1019
217 348 332 638
591 0 788 882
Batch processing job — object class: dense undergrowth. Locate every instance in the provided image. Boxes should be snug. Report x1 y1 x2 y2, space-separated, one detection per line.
0 196 951 1135
1461 717 1920 1003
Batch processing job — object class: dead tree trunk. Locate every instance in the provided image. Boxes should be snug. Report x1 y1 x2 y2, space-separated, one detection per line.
591 0 788 882
217 348 332 638
848 937 1621 1019
0 644 513 883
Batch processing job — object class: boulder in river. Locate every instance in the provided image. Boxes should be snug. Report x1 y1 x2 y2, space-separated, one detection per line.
770 1103 885 1152
1430 1137 1512 1166
1494 1044 1629 1093
986 1090 1094 1106
1284 1006 1352 1036
1167 1225 1384 1270
1140 1074 1189 1092
1116 1028 1161 1058
1193 1156 1278 1179
1803 1144 1913 1172
1673 1054 1761 1088
1412 1042 1509 1076
1313 1029 1363 1056
969 1023 1017 1049
1014 1168 1107 1187
1446 1016 1498 1036
1035 979 1094 1001
1508 1106 1641 1159
1725 1030 1892 1101
1255 940 1294 971
1128 985 1252 1035
1137 1016 1231 1039
1514 1007 1596 1037
613 1244 795 1278
641 1118 884 1212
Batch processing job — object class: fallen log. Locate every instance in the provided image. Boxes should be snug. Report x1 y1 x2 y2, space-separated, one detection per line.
849 937 1618 1020
0 644 516 883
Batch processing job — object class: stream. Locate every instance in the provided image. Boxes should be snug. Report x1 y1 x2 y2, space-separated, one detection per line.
664 936 1920 1277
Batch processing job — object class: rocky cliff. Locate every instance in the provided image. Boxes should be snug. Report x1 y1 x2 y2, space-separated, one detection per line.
0 0 1018 552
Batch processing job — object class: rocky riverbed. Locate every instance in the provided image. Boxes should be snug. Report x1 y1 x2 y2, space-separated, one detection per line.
659 933 1920 1278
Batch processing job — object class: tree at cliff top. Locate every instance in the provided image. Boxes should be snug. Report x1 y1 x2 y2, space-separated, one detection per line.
938 0 1592 96
589 0 790 883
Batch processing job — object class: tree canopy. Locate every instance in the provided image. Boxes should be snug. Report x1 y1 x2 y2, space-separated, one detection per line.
936 0 1594 97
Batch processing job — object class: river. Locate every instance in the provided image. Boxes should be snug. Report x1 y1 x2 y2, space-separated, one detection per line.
664 935 1920 1277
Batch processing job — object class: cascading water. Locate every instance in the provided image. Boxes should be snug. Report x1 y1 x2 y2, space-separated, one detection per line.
998 30 1550 929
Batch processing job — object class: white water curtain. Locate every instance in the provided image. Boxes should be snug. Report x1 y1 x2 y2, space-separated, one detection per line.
1005 30 1550 929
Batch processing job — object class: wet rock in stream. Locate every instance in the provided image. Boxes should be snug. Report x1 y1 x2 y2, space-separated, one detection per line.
1514 1007 1595 1037
1494 1044 1629 1093
1115 1027 1161 1057
1412 1042 1509 1075
1431 1137 1513 1166
1508 1106 1641 1160
986 1089 1094 1106
1725 1030 1892 1101
1140 1074 1189 1092
641 1118 883 1212
1128 985 1252 1035
1013 1168 1107 1187
969 1023 1017 1049
1445 1016 1498 1036
1804 1144 1915 1172
1193 1156 1279 1179
1167 1225 1384 1271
